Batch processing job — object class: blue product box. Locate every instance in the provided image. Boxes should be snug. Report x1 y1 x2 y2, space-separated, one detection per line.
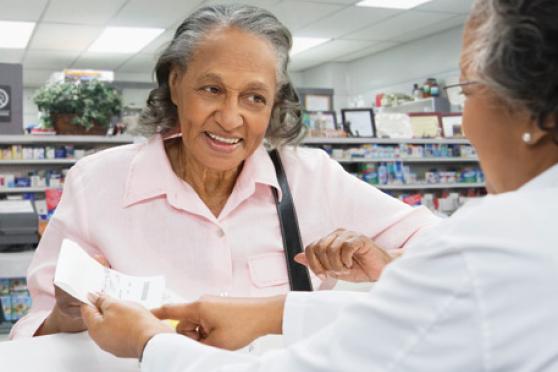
10 294 32 321
10 278 28 292
1 295 12 322
0 279 10 295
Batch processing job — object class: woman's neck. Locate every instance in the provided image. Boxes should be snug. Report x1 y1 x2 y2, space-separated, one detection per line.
166 138 242 217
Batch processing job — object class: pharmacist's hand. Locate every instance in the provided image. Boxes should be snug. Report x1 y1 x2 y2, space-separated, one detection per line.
295 229 393 283
81 293 174 359
152 295 286 350
36 255 111 336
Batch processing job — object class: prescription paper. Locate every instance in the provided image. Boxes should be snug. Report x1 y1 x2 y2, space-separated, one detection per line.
54 239 165 309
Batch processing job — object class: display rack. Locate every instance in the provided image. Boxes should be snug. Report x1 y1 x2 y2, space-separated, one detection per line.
302 136 486 216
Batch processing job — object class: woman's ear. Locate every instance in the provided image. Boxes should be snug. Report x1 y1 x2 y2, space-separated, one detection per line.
528 114 557 145
168 68 180 106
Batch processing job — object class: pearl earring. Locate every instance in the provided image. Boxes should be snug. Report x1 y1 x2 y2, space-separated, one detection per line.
522 132 533 144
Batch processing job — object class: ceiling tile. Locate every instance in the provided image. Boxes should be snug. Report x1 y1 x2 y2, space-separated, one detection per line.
268 1 344 31
201 0 281 11
293 39 375 61
343 10 455 41
288 57 325 72
415 0 474 14
28 23 103 52
333 41 398 62
0 0 48 21
296 6 400 39
72 52 131 70
23 51 80 69
110 0 205 28
0 49 24 63
117 53 158 73
396 14 466 42
43 0 127 25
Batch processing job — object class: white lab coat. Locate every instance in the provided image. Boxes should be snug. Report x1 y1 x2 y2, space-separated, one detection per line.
141 164 558 372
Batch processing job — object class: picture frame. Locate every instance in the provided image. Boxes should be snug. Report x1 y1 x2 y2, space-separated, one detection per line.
303 111 340 137
341 108 376 137
408 112 442 138
441 113 464 138
297 88 334 111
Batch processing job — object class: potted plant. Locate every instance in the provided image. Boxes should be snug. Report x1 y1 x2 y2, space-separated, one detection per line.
33 79 123 135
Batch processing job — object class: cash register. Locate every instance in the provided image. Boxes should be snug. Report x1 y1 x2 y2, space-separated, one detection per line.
0 200 39 253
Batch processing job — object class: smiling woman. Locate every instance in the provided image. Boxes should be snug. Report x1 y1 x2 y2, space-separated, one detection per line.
10 4 440 340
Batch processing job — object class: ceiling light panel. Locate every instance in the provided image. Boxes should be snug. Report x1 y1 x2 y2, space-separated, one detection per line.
356 0 433 10
88 26 165 54
0 21 35 49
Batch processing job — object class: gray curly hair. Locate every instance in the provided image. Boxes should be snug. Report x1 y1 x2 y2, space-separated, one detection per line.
466 0 558 143
138 4 304 147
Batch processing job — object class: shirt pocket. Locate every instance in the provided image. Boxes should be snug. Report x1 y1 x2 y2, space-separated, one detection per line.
248 252 289 288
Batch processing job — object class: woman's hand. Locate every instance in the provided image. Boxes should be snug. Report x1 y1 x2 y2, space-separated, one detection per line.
81 293 174 359
152 295 286 350
36 255 111 336
296 229 393 283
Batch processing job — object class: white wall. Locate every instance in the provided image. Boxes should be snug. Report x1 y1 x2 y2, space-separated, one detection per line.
296 25 464 110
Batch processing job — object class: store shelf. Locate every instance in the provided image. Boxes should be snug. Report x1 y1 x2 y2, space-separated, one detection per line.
303 137 470 145
0 135 138 145
335 157 478 163
0 159 77 165
376 183 485 190
0 251 34 278
0 187 50 194
0 323 11 336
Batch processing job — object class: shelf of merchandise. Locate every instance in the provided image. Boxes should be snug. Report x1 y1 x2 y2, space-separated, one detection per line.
0 187 51 194
376 183 485 190
334 157 479 164
302 137 471 145
0 159 77 165
0 135 138 145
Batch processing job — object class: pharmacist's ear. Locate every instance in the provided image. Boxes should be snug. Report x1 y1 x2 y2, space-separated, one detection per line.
168 67 181 106
526 113 557 146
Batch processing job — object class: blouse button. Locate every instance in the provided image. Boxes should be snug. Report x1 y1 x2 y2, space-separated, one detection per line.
216 228 225 238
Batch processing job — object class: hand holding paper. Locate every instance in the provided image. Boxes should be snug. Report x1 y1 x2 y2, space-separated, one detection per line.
54 239 166 309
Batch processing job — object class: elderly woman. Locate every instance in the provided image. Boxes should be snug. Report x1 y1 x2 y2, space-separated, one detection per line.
10 5 438 339
81 0 558 370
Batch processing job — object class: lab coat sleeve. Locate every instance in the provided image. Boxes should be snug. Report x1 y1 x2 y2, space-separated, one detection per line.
141 231 483 372
282 290 366 345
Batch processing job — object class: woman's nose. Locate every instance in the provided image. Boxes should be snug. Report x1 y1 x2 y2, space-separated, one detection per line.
215 98 243 130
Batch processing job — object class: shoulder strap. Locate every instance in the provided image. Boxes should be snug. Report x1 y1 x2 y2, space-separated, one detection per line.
268 149 313 292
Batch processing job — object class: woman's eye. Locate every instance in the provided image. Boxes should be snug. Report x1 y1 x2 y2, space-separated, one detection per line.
202 86 221 94
247 94 267 105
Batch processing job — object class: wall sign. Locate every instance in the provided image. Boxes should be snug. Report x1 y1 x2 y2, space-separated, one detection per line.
0 85 11 123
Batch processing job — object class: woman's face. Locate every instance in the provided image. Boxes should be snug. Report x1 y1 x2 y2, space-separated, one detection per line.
169 27 278 172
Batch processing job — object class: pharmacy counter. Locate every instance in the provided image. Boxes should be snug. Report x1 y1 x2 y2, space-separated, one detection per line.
0 332 138 372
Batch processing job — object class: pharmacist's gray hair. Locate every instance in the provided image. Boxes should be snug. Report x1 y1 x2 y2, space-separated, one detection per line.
138 4 304 147
466 0 558 143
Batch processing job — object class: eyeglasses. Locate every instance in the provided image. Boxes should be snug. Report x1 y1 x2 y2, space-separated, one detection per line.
444 80 480 97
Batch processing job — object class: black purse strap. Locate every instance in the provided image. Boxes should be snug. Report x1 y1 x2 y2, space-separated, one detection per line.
268 149 313 292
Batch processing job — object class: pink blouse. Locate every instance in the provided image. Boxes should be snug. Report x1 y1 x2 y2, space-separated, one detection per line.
10 135 439 338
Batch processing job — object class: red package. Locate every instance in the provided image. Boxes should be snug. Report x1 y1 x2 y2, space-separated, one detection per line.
45 188 63 212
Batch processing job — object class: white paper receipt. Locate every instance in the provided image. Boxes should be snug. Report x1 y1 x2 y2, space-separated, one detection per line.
54 239 165 309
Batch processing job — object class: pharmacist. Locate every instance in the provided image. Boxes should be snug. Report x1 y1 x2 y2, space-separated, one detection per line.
81 0 558 370
11 4 439 339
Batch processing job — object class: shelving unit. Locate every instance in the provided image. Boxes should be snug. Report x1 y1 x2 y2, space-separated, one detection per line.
302 137 470 145
0 160 77 165
303 136 486 216
0 135 137 145
334 157 478 164
377 183 485 190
